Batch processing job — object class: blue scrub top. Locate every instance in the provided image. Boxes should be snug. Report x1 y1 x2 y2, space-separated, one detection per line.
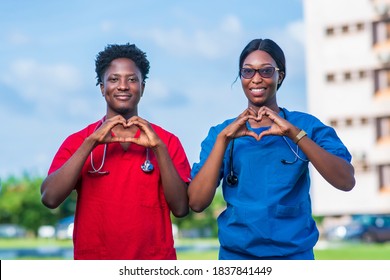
191 108 352 259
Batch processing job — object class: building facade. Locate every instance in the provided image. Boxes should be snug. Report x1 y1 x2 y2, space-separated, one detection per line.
304 0 390 215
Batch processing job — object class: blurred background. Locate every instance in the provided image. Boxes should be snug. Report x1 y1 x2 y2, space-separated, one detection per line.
1 0 390 259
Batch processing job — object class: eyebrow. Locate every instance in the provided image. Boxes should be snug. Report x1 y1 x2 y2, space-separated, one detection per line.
109 73 138 77
243 63 274 68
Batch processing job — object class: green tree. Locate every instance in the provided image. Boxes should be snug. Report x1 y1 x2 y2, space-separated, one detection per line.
0 174 76 235
172 188 226 237
0 173 230 238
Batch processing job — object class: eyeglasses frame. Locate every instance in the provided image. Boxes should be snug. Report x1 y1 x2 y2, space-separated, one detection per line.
240 66 280 79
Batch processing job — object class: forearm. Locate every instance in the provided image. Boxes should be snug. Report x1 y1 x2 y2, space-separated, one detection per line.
188 134 229 212
297 136 355 191
153 143 189 217
41 137 96 208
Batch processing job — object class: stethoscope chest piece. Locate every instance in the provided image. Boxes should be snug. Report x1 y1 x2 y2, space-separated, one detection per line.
141 159 154 173
141 148 154 173
226 172 238 186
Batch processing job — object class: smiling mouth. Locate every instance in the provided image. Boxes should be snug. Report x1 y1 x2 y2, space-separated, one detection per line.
250 88 266 96
250 88 265 93
115 94 132 100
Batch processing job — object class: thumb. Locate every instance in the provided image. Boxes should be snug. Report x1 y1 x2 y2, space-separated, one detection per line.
258 129 273 141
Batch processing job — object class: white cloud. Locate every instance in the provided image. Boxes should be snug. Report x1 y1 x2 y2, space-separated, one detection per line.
0 58 95 120
136 15 243 59
0 58 107 136
220 15 242 33
7 31 31 45
3 59 82 100
100 20 115 32
261 19 305 81
286 20 306 47
144 79 170 99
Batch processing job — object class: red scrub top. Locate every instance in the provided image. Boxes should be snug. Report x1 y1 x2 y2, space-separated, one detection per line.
48 119 191 260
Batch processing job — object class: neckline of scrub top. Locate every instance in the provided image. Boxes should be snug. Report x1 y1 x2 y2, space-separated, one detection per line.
247 125 270 135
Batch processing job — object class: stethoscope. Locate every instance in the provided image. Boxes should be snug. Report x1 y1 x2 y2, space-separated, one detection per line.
88 118 154 175
226 108 309 186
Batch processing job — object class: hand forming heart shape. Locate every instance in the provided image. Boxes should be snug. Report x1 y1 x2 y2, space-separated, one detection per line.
111 121 138 139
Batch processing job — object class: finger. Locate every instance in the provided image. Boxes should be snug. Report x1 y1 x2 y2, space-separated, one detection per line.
127 115 148 125
258 107 283 124
247 107 258 117
128 119 152 134
108 115 127 124
257 106 272 117
257 125 283 141
124 137 147 146
258 130 272 141
104 118 128 132
129 120 157 142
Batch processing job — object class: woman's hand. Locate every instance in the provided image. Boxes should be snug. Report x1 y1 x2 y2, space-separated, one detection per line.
222 107 261 140
255 106 300 141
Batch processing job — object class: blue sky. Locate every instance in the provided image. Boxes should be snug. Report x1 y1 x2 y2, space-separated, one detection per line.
0 0 305 178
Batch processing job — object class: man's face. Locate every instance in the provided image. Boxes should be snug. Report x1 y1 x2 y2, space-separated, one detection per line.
100 57 145 118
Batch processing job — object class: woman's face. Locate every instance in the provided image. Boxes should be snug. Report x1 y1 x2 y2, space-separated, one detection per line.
240 50 284 110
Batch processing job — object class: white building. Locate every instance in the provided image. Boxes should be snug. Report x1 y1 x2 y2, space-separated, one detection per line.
304 0 390 216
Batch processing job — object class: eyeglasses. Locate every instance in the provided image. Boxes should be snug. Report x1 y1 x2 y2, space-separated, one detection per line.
240 66 279 79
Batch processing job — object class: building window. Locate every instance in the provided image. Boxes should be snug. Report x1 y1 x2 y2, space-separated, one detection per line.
326 73 336 82
326 70 369 83
326 27 335 36
330 119 338 127
341 25 349 33
360 117 369 125
358 70 368 79
356 22 365 31
376 116 390 141
379 164 390 192
375 69 390 92
325 21 366 37
386 21 390 39
344 71 352 80
373 20 390 44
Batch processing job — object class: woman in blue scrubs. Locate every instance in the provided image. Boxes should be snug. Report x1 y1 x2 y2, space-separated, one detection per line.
188 38 356 260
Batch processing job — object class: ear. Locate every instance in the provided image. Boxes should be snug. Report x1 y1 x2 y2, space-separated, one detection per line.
99 82 105 96
278 72 285 84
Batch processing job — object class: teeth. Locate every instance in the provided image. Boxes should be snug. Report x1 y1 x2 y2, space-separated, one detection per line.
251 88 264 92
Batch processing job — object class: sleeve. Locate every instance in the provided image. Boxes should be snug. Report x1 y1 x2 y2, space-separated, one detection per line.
167 135 192 183
308 118 352 163
191 125 224 181
48 133 85 175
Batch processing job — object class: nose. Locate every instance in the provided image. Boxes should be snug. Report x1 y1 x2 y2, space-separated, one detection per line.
117 79 130 90
251 71 263 83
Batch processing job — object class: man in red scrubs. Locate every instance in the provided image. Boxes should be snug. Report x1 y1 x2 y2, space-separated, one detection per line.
41 43 191 260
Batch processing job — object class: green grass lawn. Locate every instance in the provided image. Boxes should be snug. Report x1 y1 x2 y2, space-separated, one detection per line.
1 238 390 260
177 242 390 260
314 242 390 260
0 238 72 248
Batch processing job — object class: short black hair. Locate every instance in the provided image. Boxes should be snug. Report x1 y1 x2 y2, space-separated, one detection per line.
95 43 150 86
239 38 286 89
